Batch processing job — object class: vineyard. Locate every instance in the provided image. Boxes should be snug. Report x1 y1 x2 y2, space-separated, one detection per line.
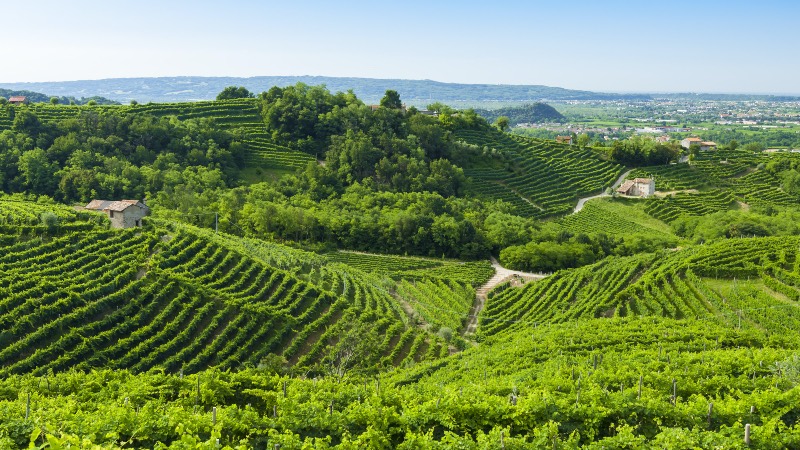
0 215 474 377
480 236 800 340
557 197 674 237
455 128 624 218
3 316 800 448
0 100 314 173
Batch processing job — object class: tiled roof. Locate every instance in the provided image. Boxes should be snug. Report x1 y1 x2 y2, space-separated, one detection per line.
85 199 147 212
8 96 26 102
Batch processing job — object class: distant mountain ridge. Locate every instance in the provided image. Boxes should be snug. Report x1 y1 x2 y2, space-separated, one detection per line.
0 88 118 105
0 76 653 105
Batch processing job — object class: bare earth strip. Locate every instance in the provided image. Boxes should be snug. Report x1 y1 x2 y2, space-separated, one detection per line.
463 258 548 337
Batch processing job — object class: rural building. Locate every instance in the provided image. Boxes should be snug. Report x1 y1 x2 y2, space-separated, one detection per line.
681 137 717 151
8 96 28 105
556 135 573 145
681 137 702 149
616 178 655 198
85 199 149 229
699 141 717 151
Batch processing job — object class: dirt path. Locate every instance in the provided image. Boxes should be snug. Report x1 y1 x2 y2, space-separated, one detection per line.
573 169 633 214
463 258 548 337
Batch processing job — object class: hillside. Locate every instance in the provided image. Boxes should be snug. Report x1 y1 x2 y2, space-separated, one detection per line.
4 87 800 447
0 210 498 377
475 102 566 125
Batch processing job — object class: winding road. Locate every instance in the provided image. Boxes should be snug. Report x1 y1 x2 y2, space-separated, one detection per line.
572 169 633 214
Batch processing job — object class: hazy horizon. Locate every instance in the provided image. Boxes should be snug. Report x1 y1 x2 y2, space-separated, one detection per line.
2 0 797 95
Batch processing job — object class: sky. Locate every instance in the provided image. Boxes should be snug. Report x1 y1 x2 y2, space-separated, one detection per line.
2 0 798 94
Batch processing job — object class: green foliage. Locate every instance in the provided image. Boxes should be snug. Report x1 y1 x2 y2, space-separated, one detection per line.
476 102 565 125
379 89 402 109
608 135 680 166
216 86 255 100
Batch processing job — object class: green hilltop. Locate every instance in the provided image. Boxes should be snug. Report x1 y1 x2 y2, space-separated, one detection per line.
3 85 800 447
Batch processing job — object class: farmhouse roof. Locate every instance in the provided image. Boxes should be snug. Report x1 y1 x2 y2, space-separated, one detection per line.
617 180 635 192
85 199 147 212
701 141 717 146
8 96 26 102
684 137 702 142
633 177 653 184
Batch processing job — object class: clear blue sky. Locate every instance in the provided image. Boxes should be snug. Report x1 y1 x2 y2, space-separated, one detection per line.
3 0 798 94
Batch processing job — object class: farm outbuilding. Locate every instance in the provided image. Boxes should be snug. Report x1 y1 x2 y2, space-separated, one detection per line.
85 199 149 229
8 96 28 105
616 178 655 198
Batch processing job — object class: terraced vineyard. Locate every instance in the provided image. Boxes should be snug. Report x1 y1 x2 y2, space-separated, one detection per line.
643 189 737 222
0 100 314 172
456 128 624 218
557 197 674 237
0 220 455 376
480 236 800 339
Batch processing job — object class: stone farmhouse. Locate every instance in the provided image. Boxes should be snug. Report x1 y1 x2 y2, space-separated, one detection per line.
616 178 655 198
85 199 149 229
681 137 717 151
556 135 573 145
8 96 28 105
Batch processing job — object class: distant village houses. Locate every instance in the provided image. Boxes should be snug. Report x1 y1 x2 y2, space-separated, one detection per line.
681 137 717 151
84 199 149 229
616 178 655 198
8 96 28 105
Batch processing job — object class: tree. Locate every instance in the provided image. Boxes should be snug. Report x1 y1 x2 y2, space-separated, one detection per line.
49 97 58 105
0 97 6 105
87 100 97 106
130 99 138 106
379 90 402 109
216 86 254 100
577 133 590 149
495 116 510 132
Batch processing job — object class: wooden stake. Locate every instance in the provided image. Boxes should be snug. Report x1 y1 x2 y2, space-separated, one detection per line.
672 379 677 406
707 402 713 428
638 375 642 400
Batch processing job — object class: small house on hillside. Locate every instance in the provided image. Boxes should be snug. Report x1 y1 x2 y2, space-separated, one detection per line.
8 96 28 105
616 178 655 198
556 135 573 145
681 137 717 151
85 199 149 229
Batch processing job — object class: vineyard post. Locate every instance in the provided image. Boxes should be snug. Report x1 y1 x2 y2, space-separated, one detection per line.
273 405 277 418
671 379 677 406
195 375 200 412
750 405 755 415
638 375 642 400
745 423 751 445
707 402 713 428
329 400 333 415
215 212 218 234
283 381 287 398
25 392 30 420
212 406 217 425
500 430 505 449
593 354 598 370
